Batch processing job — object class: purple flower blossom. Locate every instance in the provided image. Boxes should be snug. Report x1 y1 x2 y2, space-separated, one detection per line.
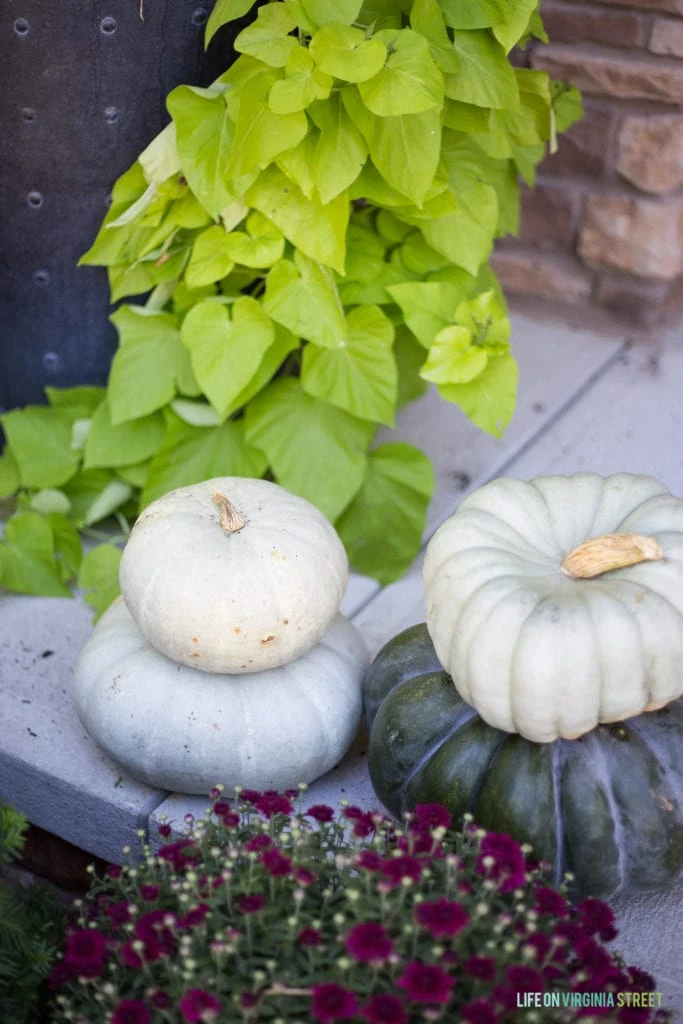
179 988 222 1022
462 1001 500 1024
534 886 568 918
476 833 526 892
361 993 409 1024
298 927 323 947
505 965 545 993
260 848 292 877
344 922 394 963
255 794 293 818
576 897 618 941
381 855 423 886
311 983 359 1022
238 894 265 914
306 804 336 823
111 1000 150 1024
413 898 469 937
140 884 159 902
463 956 497 981
413 804 452 831
396 962 454 1005
63 929 109 978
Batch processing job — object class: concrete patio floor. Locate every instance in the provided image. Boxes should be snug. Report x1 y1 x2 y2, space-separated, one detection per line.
1 306 683 1014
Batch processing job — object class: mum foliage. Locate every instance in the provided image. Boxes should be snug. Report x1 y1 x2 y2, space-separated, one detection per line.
49 791 671 1024
0 0 581 606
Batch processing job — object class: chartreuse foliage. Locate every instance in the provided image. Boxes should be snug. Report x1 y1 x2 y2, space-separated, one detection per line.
0 0 581 609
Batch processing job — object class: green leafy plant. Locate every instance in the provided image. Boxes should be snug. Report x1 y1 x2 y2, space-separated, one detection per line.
49 790 671 1024
0 806 66 1024
0 0 581 608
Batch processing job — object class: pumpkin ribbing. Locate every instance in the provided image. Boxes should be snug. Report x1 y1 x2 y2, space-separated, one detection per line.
560 532 664 580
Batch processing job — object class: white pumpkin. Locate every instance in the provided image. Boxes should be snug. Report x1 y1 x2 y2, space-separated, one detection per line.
424 472 683 743
119 477 348 673
74 598 368 794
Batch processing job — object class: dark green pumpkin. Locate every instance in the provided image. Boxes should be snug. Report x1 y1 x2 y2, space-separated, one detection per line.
364 624 683 898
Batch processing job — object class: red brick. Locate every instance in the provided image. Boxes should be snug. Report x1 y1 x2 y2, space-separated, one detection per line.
595 274 680 327
650 17 683 58
617 114 683 194
543 103 614 177
531 44 683 104
584 0 683 15
578 194 683 280
542 3 647 49
491 247 594 303
518 181 580 250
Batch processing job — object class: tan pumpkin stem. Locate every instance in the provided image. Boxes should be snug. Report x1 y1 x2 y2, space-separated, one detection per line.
212 492 246 533
560 532 663 579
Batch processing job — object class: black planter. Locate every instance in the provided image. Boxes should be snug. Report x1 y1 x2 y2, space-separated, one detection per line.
1 0 235 414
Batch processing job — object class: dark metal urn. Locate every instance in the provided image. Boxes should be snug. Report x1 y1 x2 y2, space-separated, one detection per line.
1 0 233 414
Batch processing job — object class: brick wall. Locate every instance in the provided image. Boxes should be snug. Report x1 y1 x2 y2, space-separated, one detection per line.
493 0 683 328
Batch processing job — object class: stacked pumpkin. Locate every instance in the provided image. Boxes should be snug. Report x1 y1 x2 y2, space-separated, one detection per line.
74 478 368 795
364 472 683 897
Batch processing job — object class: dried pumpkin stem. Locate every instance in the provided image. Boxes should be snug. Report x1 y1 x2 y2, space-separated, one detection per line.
560 532 663 580
212 492 246 533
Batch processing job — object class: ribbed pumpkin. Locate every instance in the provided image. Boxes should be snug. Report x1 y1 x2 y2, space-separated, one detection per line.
120 477 348 674
424 472 683 743
75 598 368 794
365 624 683 897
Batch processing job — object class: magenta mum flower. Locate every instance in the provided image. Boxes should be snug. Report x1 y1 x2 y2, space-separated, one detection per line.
476 833 526 892
381 855 423 886
461 1000 499 1024
47 960 74 989
306 804 336 823
534 886 568 918
255 793 293 818
104 899 132 925
576 897 618 941
212 800 231 816
396 962 454 1005
150 990 172 1009
120 937 160 968
111 1000 151 1024
179 988 222 1022
64 929 109 977
238 894 265 914
140 884 159 902
356 850 383 872
463 956 497 981
240 992 260 1009
298 927 323 946
311 983 359 1022
245 834 271 852
260 848 292 877
414 897 469 937
180 903 210 928
135 910 175 954
362 993 409 1024
294 866 317 886
352 812 376 838
413 804 452 831
344 922 394 963
240 789 262 803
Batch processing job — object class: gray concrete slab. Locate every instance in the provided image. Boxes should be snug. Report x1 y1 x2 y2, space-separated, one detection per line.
0 595 167 862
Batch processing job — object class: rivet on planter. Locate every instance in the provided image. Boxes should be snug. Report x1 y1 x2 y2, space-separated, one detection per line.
27 191 44 210
14 18 30 36
104 106 120 124
21 107 36 122
42 352 60 373
33 270 50 287
192 7 208 25
100 16 117 35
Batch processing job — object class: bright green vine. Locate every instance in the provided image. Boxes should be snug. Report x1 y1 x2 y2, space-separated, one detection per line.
0 0 581 612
